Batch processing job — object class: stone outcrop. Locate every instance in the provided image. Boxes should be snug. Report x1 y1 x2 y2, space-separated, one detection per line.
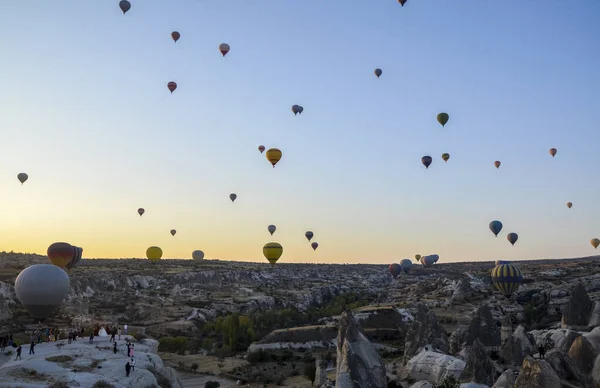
592 354 600 388
492 369 517 388
589 301 600 327
555 329 580 353
544 349 593 388
500 325 534 367
335 310 386 388
561 283 593 328
514 356 561 388
567 335 597 374
461 338 495 386
405 348 466 384
403 304 449 361
463 305 501 350
451 278 478 304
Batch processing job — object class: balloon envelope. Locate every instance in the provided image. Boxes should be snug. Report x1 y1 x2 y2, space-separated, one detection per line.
230 193 237 202
146 246 162 262
268 225 276 235
489 220 503 237
491 263 523 298
258 145 265 153
171 31 180 42
311 242 319 251
437 113 449 127
398 0 407 5
592 238 600 249
298 106 304 114
66 246 84 271
263 242 283 265
167 82 177 93
291 105 300 115
374 68 382 78
119 0 131 14
400 259 413 274
47 242 75 270
389 263 402 278
15 264 70 319
192 250 204 261
507 233 518 246
495 260 511 266
566 202 572 209
421 156 432 169
494 161 501 169
420 255 436 267
305 231 314 241
219 43 230 56
138 208 145 216
442 153 450 162
266 148 282 167
415 254 421 261
170 229 176 236
549 148 557 157
17 173 28 184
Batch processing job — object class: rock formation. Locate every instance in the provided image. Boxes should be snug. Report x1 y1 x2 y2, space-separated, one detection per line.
492 369 517 388
561 283 593 328
544 349 593 388
514 356 561 388
405 348 466 384
335 309 387 388
461 338 495 386
462 305 501 350
403 304 449 361
500 325 534 367
567 335 597 374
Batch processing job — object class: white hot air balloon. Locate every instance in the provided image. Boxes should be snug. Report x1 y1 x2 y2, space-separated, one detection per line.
14 264 70 319
192 250 205 261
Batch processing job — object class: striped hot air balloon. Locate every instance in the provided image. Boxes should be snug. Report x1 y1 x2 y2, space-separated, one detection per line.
490 263 523 298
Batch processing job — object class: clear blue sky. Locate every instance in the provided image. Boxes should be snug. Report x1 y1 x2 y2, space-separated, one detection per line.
0 0 599 264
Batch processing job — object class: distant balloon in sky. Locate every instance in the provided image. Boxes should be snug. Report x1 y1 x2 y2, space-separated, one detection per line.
437 113 449 127
15 264 70 319
549 148 557 157
566 202 572 209
219 43 230 57
192 250 204 261
230 193 237 202
489 220 503 237
170 229 176 236
389 263 401 279
146 246 162 262
398 0 407 5
291 105 300 115
421 156 432 169
263 242 283 265
268 225 276 236
374 68 383 78
415 254 421 262
298 106 304 114
167 81 177 93
305 231 314 241
266 148 282 168
138 208 145 216
17 173 28 185
507 232 518 246
592 238 600 249
258 145 265 154
311 242 319 251
494 161 501 169
119 0 131 14
442 153 450 162
171 31 180 42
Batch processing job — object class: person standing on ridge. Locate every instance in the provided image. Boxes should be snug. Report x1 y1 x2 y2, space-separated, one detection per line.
29 340 35 355
125 361 131 377
15 344 22 360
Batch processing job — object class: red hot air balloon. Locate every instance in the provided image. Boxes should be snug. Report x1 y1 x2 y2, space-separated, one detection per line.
171 31 180 42
311 242 319 251
167 82 177 93
47 242 76 270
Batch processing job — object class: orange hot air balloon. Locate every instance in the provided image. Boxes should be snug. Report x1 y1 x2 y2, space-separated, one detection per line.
171 31 180 42
167 82 177 93
494 161 501 169
47 242 75 270
549 148 557 157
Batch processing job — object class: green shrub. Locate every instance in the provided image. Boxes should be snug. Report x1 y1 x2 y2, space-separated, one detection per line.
46 355 73 363
158 336 188 354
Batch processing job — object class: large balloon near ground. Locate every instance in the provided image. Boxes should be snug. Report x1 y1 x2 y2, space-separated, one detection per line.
311 242 319 251
507 232 518 246
374 68 383 78
230 193 237 202
389 263 401 279
219 43 230 57
17 173 28 184
146 246 163 262
15 264 70 319
489 220 503 237
592 238 600 249
420 255 436 267
266 148 282 167
437 113 449 127
192 250 204 261
119 0 131 14
421 156 432 169
305 231 314 241
549 148 557 157
47 242 75 270
400 259 413 274
491 263 523 298
138 208 145 216
263 242 283 265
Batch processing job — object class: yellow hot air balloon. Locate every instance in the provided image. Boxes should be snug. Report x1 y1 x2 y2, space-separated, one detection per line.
47 242 75 270
592 239 600 249
263 242 283 265
266 148 282 168
415 254 421 261
146 246 163 262
441 153 450 162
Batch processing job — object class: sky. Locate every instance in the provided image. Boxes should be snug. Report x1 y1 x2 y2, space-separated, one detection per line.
0 0 599 264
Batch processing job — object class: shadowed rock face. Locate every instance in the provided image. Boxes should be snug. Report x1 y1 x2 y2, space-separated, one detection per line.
514 356 561 388
545 349 593 388
335 310 386 388
561 283 593 328
461 338 495 386
403 304 449 361
567 336 597 374
463 305 501 350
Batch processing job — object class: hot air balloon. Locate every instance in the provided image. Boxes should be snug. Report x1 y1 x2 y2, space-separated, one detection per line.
167 81 177 93
47 242 75 270
507 232 518 246
170 229 176 236
219 43 230 57
415 254 421 262
420 255 436 267
421 156 432 169
230 193 237 202
291 105 300 115
266 148 282 168
192 250 204 261
305 231 314 241
138 208 145 216
491 263 523 298
66 246 84 272
268 225 276 235
400 259 413 274
398 0 407 5
549 148 557 157
171 31 180 42
311 242 319 251
566 202 573 209
17 173 28 185
298 106 304 114
374 68 383 78
442 153 450 162
389 263 402 279
489 220 503 237
119 0 131 14
494 161 501 169
437 113 449 127
258 145 265 154
15 264 70 319
431 254 439 263
495 260 511 266
592 238 600 249
263 242 283 265
146 246 162 262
